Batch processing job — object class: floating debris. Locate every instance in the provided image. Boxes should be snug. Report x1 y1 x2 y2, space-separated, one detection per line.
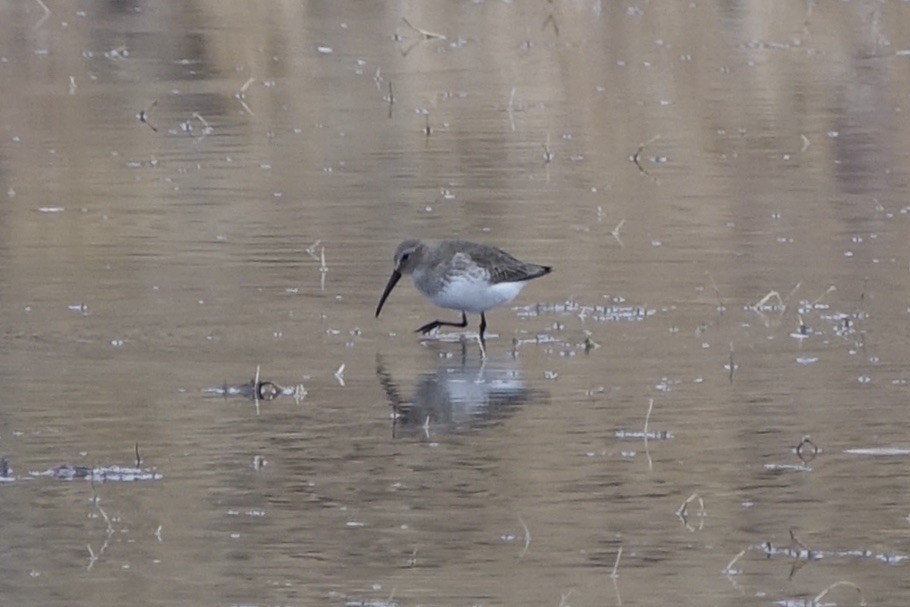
844 447 910 456
760 540 905 564
614 429 673 440
343 599 401 607
514 300 655 322
204 368 307 404
763 462 812 473
31 464 162 482
204 379 295 401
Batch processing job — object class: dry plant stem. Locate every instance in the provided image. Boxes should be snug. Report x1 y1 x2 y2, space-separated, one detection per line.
724 548 747 573
643 398 654 471
610 576 622 606
239 77 255 94
507 87 517 131
610 545 623 578
813 581 865 606
518 516 531 559
676 492 706 532
706 271 724 312
305 240 322 260
87 483 115 570
334 363 345 386
784 281 802 304
753 290 783 309
611 219 626 247
810 284 835 306
253 364 261 416
318 245 328 290
401 17 446 39
236 78 255 115
676 492 701 517
34 0 51 29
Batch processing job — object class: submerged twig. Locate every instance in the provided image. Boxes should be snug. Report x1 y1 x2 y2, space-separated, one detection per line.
542 13 559 36
795 435 818 463
789 528 809 551
138 99 158 132
706 271 725 313
387 81 394 118
631 134 661 179
542 132 553 163
507 86 517 132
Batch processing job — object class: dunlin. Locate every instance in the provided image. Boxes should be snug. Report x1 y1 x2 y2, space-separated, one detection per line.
375 239 552 351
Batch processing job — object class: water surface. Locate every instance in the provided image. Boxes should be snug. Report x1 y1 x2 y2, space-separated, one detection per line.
1 1 909 605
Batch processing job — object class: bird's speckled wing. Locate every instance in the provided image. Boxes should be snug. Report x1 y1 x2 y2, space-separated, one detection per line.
447 241 551 284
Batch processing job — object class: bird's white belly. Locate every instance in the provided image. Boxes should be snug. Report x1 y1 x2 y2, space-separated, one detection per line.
431 276 526 313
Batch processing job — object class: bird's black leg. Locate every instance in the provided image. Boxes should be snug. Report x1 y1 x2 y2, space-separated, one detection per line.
416 311 468 335
479 312 487 347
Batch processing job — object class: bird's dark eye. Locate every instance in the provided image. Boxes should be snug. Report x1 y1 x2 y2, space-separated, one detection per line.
400 253 411 262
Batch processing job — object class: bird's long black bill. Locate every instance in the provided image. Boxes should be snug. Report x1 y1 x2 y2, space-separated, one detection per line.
375 270 402 317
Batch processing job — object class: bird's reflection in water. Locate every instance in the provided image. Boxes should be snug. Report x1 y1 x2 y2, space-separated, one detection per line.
376 346 546 437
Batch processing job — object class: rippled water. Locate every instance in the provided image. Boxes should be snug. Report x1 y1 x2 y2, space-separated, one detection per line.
1 1 909 605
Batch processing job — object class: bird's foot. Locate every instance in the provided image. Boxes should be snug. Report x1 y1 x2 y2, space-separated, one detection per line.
415 321 442 335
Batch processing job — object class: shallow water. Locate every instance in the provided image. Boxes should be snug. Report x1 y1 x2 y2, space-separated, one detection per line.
1 1 909 605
